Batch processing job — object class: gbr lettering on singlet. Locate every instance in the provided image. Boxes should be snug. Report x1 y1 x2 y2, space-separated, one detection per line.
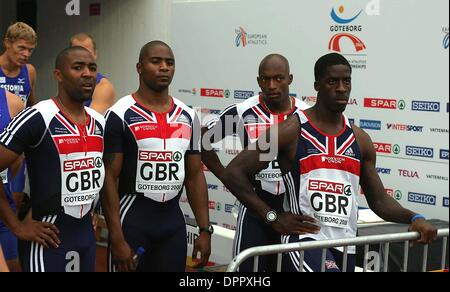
61 155 105 207
136 150 185 197
308 179 353 229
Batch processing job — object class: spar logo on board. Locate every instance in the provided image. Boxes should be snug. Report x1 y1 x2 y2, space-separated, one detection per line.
364 98 405 110
235 27 268 47
201 88 230 98
373 143 400 155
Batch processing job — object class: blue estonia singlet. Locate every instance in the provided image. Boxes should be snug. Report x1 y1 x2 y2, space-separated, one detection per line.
85 73 105 108
0 65 31 104
0 89 15 230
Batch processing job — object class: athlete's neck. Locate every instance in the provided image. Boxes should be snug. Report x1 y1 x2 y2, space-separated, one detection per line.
0 54 21 74
135 86 172 113
262 95 292 114
306 104 345 136
55 91 86 124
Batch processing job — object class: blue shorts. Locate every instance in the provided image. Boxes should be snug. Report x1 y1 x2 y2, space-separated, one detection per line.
11 162 26 193
233 205 281 272
282 236 356 272
108 194 187 272
0 228 18 261
22 212 96 272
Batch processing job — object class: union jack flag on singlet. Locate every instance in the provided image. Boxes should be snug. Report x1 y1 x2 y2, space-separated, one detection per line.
282 110 361 253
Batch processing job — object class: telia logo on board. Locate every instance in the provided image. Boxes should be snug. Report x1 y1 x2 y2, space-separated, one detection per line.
235 27 268 47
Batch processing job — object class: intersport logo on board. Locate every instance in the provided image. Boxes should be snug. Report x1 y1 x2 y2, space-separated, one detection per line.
386 124 424 133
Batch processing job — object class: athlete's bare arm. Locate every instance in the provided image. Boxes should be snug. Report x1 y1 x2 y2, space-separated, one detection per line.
355 126 437 244
100 152 136 272
185 154 211 267
0 146 60 248
223 116 320 235
26 64 37 107
201 127 226 181
90 78 116 114
0 246 9 272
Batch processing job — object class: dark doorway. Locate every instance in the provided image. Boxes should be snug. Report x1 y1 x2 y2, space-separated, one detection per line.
16 0 37 30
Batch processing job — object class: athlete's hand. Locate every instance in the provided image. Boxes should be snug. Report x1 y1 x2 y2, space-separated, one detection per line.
111 240 136 272
409 219 438 245
15 218 60 248
272 213 320 235
192 233 211 269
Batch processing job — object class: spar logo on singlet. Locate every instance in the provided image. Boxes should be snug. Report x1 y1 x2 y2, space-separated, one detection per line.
62 157 103 203
308 179 353 228
139 151 182 181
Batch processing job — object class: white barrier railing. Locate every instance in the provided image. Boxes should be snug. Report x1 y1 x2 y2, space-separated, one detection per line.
227 229 449 272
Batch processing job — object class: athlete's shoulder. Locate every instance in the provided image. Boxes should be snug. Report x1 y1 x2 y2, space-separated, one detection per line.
172 96 196 117
86 106 105 125
351 123 371 143
236 95 260 110
108 94 135 117
33 99 58 114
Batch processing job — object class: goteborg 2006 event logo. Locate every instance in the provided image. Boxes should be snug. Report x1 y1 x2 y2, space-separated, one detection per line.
328 1 379 70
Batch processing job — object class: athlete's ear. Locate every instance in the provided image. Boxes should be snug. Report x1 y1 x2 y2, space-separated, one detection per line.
53 69 63 83
3 39 11 50
288 74 293 85
136 62 142 75
314 81 319 92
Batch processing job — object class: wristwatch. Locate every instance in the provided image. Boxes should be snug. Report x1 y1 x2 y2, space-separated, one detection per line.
265 210 278 224
199 224 214 236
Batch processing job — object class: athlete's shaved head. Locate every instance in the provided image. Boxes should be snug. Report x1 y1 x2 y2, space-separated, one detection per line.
55 46 92 70
259 54 290 76
70 33 96 51
139 40 173 63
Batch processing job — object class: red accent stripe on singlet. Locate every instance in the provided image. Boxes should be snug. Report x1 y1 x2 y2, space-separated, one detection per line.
53 135 103 155
300 155 361 177
130 105 155 122
244 124 271 140
55 114 78 135
253 106 271 124
301 130 327 153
